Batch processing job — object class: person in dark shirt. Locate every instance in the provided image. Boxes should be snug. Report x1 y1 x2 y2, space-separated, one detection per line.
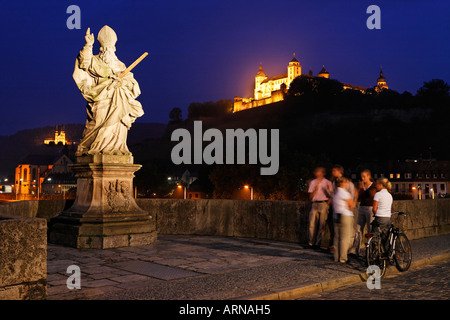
351 169 377 257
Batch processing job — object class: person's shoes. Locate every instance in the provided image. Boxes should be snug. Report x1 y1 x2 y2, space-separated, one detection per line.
328 246 335 253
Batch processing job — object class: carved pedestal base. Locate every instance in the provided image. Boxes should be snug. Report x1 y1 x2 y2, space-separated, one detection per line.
49 154 157 249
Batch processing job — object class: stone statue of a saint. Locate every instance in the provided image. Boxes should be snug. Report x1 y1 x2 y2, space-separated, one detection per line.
73 25 144 156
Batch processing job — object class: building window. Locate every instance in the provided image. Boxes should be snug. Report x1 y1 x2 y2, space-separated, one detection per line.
405 173 412 179
396 173 401 179
23 169 27 181
395 184 399 193
441 173 446 179
441 184 445 191
389 174 394 179
195 193 199 198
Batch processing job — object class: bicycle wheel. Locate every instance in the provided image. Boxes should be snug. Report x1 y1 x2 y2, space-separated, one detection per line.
394 232 412 272
366 236 387 278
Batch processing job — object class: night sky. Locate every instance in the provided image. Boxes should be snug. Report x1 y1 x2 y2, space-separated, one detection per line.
0 0 449 136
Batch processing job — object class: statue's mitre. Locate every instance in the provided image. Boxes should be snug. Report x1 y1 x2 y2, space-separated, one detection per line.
97 25 117 47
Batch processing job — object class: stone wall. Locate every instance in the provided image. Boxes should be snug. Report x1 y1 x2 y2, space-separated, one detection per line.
0 214 47 300
1 198 449 244
0 200 71 220
136 199 450 244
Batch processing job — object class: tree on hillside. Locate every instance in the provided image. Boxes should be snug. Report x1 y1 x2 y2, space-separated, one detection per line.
169 107 183 123
187 99 233 119
288 75 342 97
417 79 450 98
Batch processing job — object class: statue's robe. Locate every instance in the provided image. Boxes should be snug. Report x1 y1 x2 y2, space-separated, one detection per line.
73 45 144 156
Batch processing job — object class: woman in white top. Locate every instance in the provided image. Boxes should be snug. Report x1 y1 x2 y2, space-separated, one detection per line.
372 178 393 247
332 177 355 263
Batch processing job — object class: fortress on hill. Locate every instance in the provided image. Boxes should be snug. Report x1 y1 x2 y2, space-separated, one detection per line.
233 53 389 112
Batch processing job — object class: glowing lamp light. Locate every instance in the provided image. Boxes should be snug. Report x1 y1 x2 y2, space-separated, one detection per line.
244 185 249 189
412 187 416 190
177 185 182 189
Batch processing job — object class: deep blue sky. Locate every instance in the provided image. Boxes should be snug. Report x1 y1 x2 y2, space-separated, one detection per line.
0 0 449 135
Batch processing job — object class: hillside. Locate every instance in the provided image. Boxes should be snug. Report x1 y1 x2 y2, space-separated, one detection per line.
151 96 436 169
0 122 166 177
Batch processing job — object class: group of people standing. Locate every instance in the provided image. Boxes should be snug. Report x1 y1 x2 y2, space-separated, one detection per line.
307 165 393 263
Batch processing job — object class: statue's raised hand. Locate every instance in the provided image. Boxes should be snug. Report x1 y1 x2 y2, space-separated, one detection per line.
85 28 94 46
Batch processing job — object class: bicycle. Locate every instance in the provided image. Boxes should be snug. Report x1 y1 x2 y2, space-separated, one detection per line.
365 211 412 278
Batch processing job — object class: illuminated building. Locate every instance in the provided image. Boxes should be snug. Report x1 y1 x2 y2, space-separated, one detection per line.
44 125 73 145
375 66 389 92
14 154 74 196
233 54 389 112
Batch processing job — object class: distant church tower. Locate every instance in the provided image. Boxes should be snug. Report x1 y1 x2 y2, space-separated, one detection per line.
287 53 301 83
375 66 388 92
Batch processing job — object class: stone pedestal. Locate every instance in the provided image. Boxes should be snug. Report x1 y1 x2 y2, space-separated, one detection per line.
49 154 157 249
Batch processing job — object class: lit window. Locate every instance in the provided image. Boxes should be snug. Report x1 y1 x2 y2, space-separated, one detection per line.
389 174 394 179
396 173 401 179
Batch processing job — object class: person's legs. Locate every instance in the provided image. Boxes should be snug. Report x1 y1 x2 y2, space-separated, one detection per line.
340 215 353 262
327 206 335 250
374 216 391 254
353 206 371 256
366 207 374 233
333 216 341 262
315 203 329 247
353 213 365 256
308 204 320 246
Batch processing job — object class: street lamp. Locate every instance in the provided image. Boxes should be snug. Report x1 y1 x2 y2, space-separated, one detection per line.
177 184 186 199
244 185 254 200
411 186 417 200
